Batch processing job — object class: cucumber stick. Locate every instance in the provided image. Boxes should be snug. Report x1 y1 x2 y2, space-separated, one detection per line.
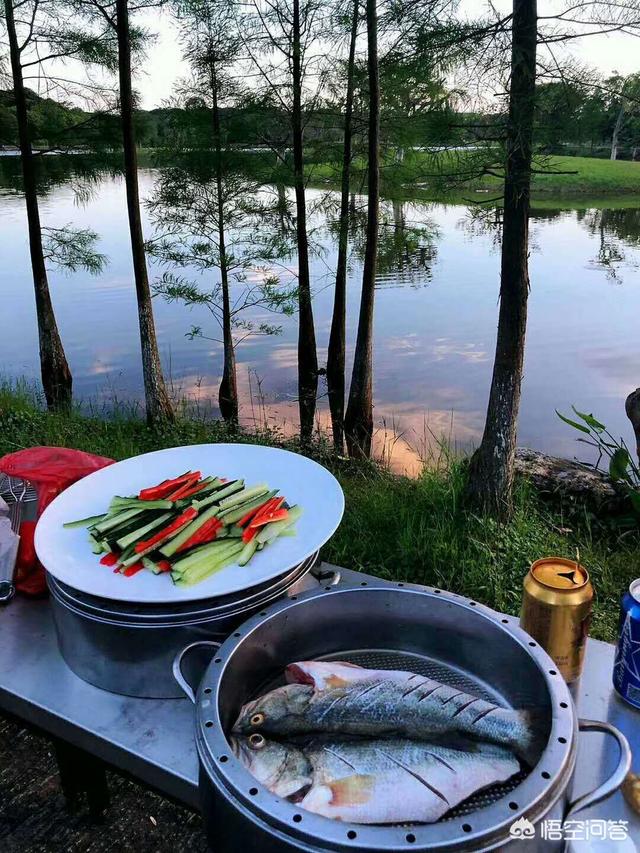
175 543 244 586
218 484 269 511
256 505 303 545
237 538 258 566
110 497 174 510
172 543 241 578
192 479 244 510
159 505 221 557
64 513 108 529
91 506 146 535
218 490 277 524
171 539 236 572
116 512 173 550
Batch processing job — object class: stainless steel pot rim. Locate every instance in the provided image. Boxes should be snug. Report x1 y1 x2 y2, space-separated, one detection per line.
46 551 319 624
195 582 577 851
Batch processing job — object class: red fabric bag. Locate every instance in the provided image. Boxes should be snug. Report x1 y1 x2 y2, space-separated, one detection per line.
0 447 115 595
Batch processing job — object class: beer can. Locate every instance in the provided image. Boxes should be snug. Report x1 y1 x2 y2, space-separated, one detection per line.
520 557 593 683
613 578 640 709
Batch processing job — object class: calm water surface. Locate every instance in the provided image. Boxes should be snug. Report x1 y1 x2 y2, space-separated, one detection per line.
1 163 639 473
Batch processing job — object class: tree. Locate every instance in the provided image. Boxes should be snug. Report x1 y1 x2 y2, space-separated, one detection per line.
71 0 174 421
238 0 321 442
466 0 537 515
147 162 297 421
115 0 174 422
326 0 359 452
344 0 379 457
173 0 245 422
1 1 110 409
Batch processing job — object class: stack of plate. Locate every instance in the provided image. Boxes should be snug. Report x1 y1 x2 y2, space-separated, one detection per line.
46 551 336 698
35 443 345 698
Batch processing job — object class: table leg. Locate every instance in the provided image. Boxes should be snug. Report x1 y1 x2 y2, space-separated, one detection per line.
54 739 110 820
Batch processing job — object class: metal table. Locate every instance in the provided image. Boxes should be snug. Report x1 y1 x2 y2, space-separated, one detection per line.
1 565 639 844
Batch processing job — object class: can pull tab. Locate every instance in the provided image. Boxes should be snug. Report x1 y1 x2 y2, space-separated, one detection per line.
557 570 580 585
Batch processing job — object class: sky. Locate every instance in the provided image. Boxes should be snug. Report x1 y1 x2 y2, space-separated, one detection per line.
134 2 640 109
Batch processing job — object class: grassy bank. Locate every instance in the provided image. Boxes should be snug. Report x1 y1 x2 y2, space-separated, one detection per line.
1 387 637 643
311 151 640 198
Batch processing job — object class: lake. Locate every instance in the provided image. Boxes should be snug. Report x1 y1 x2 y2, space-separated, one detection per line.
1 159 640 474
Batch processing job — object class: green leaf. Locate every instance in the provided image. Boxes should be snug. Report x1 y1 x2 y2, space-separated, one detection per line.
572 407 605 432
556 410 590 434
609 448 631 481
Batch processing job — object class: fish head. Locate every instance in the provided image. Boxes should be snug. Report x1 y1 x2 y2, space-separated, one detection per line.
233 684 315 736
230 735 313 799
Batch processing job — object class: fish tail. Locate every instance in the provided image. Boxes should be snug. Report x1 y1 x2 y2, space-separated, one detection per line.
516 709 548 767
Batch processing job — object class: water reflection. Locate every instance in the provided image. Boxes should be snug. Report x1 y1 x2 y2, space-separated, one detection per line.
1 157 640 473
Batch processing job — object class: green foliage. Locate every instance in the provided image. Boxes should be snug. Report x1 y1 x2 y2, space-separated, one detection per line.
558 405 640 527
42 225 107 275
146 162 297 345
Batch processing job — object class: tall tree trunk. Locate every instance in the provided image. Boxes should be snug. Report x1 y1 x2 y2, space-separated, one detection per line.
466 0 537 515
625 389 640 465
344 0 379 458
611 104 624 160
116 0 173 423
292 0 318 443
327 0 359 453
5 0 72 410
210 62 238 424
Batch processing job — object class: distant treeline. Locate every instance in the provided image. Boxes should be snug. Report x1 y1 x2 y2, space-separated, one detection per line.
1 82 638 160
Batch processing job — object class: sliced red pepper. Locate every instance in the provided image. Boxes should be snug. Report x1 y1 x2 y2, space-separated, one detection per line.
242 525 258 543
249 508 289 529
100 552 119 566
134 507 198 553
237 497 277 528
166 474 202 501
176 518 222 553
123 562 145 577
139 471 199 501
251 497 285 525
157 560 172 573
170 479 211 502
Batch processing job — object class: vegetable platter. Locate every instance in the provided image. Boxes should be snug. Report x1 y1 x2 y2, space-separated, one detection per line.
35 444 344 603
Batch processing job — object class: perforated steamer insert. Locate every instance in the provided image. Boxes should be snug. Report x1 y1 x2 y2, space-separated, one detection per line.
190 583 598 852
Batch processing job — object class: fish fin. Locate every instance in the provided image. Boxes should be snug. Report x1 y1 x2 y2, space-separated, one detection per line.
328 774 375 806
517 709 548 767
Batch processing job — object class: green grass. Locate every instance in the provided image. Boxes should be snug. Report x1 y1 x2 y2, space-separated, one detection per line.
1 385 637 643
310 151 640 199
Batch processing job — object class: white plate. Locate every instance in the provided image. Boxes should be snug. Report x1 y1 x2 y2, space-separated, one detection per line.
35 443 344 603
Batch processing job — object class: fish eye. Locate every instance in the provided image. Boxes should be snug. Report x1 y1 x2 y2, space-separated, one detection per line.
250 712 265 727
249 733 266 750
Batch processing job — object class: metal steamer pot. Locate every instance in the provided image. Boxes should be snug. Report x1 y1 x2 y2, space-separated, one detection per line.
175 582 631 852
47 551 330 698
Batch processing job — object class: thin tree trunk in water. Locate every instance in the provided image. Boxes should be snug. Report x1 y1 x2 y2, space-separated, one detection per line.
292 0 318 443
116 0 173 424
5 0 72 410
327 0 359 453
210 62 238 424
466 0 537 515
611 104 624 160
344 0 379 458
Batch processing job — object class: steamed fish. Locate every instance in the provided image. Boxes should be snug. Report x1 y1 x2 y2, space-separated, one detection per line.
235 665 543 765
231 734 520 824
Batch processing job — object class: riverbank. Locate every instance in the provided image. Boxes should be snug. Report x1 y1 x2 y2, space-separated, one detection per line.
310 152 640 198
2 387 637 642
4 148 637 201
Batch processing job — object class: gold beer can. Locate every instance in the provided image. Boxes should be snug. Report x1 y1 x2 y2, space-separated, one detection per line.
520 557 593 683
